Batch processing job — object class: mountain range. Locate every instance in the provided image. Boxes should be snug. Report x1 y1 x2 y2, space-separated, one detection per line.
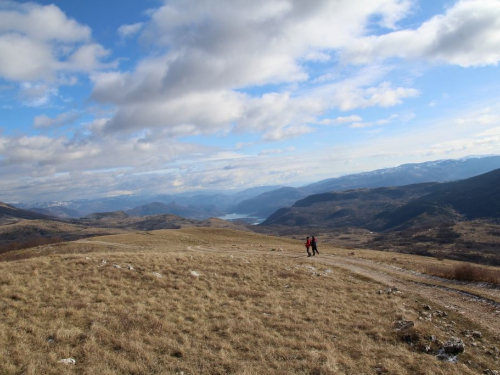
236 155 500 217
9 155 500 222
262 168 500 232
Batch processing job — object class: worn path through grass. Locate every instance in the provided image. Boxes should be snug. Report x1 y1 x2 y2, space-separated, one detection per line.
187 243 500 337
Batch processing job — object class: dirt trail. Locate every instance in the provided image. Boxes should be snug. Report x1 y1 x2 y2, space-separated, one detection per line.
187 245 500 336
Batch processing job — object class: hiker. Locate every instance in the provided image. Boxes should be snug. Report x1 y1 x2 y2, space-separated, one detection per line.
305 236 311 257
311 236 319 256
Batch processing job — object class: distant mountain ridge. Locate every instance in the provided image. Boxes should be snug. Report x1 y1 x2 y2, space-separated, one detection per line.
262 168 500 232
10 155 500 221
125 201 218 220
236 155 500 217
14 185 283 219
0 201 55 224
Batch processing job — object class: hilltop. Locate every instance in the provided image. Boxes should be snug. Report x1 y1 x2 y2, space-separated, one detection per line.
1 228 499 374
0 200 250 256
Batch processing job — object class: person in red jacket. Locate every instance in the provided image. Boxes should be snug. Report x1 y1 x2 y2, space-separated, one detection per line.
305 236 311 257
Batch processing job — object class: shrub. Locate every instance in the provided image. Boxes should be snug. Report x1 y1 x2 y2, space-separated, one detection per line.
425 263 500 284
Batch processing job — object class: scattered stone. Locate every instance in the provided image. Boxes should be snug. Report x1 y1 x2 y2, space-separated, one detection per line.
394 320 415 331
278 248 283 252
127 265 134 271
375 364 389 374
113 264 121 269
436 351 458 363
285 285 290 288
434 310 448 318
430 335 436 342
377 290 383 294
443 337 465 355
47 336 55 344
484 370 499 375
171 350 183 358
152 272 162 278
58 358 76 365
420 312 432 321
423 304 431 311
190 271 200 277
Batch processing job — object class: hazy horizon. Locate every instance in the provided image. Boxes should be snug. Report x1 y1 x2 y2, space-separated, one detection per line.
2 0 500 202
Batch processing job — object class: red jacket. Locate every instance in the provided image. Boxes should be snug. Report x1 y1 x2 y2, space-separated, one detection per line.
305 239 311 247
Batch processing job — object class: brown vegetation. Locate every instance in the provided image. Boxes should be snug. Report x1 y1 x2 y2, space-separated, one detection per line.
0 236 65 254
426 263 500 284
0 228 499 374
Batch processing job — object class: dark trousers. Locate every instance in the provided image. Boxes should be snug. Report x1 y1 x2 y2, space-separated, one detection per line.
306 246 311 256
312 245 319 255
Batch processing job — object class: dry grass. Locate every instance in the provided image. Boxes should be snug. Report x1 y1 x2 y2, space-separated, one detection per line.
425 263 500 284
0 228 497 374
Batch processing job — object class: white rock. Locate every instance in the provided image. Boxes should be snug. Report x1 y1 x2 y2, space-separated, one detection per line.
127 265 134 271
58 358 76 365
152 272 162 278
190 271 200 277
113 264 121 269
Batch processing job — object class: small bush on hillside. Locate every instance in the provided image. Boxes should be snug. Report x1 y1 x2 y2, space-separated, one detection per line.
426 263 500 285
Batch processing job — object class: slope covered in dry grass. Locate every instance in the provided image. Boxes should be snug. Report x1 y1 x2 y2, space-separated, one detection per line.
0 228 499 374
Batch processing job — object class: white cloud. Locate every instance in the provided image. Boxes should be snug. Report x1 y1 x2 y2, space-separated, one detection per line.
259 146 295 155
89 0 417 140
262 125 314 141
18 82 58 107
117 22 144 39
456 114 499 126
0 2 113 83
343 0 500 67
33 111 80 129
318 115 363 125
331 81 420 111
0 33 56 81
0 2 91 42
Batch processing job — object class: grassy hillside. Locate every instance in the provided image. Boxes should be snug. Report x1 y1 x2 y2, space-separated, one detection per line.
379 168 500 230
0 201 54 222
1 228 499 374
262 184 439 230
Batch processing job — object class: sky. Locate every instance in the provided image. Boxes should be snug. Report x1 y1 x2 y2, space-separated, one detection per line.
1 0 500 203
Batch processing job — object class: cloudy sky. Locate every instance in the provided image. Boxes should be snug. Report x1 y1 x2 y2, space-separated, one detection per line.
2 0 500 202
